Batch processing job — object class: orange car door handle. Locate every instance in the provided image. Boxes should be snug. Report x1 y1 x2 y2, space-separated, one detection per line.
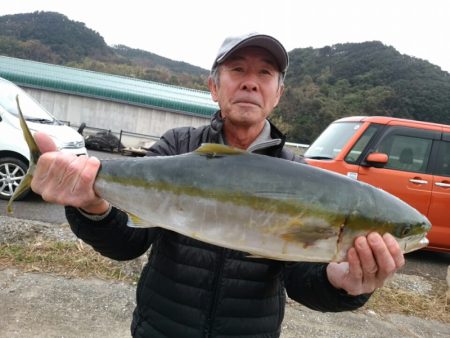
435 182 450 188
409 178 428 185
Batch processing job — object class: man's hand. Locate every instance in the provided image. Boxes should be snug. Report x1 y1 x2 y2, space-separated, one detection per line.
326 232 405 295
31 132 109 214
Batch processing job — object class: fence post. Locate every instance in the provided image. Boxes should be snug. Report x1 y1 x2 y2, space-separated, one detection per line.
119 130 123 152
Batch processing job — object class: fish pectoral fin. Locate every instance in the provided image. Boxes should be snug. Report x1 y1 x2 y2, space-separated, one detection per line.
280 221 338 247
280 231 319 248
126 212 156 228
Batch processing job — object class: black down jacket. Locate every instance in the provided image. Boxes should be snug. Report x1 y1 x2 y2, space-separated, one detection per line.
66 112 370 338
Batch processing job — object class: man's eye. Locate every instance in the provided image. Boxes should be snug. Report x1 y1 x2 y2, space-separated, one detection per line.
232 67 244 72
260 69 273 75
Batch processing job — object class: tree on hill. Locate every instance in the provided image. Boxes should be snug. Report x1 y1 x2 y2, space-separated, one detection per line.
0 11 111 62
0 11 209 89
274 41 450 143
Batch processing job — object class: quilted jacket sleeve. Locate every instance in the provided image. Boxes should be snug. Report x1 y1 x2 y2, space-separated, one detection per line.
65 206 158 261
284 262 370 312
65 125 206 262
64 126 207 261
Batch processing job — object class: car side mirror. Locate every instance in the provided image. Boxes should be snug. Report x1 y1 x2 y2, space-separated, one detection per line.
364 152 388 168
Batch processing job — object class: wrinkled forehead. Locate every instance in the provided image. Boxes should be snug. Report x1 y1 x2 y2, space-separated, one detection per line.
222 46 280 70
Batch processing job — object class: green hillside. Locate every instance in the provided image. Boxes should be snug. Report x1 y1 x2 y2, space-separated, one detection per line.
276 42 450 142
0 11 209 90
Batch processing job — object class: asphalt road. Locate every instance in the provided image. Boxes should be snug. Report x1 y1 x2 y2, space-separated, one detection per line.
1 150 449 280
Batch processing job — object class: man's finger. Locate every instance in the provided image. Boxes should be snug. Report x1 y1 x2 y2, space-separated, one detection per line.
344 248 364 295
34 132 58 153
367 232 396 279
77 156 101 189
31 152 58 193
355 235 378 276
383 233 405 269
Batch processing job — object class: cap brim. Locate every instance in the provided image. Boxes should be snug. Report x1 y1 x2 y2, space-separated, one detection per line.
215 34 288 73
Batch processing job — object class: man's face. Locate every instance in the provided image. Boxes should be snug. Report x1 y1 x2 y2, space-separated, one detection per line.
208 46 284 128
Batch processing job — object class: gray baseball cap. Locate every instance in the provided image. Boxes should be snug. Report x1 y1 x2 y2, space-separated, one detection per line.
212 32 289 74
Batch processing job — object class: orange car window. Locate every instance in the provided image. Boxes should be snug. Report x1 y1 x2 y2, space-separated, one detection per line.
304 122 362 160
345 125 379 163
434 141 450 177
376 134 432 173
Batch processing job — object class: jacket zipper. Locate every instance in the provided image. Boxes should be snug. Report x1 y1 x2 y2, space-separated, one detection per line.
204 248 226 338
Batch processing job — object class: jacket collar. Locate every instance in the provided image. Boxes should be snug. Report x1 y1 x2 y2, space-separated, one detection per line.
210 110 287 154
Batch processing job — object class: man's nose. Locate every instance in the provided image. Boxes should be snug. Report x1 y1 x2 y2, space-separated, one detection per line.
240 76 258 91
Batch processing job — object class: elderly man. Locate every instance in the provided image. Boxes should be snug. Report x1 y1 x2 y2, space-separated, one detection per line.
31 33 404 338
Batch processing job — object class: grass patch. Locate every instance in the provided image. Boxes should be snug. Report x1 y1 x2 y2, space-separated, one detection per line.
1 239 449 324
363 278 449 323
0 240 140 283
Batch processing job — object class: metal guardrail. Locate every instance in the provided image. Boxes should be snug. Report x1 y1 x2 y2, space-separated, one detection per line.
67 122 160 156
67 122 310 156
118 130 160 156
284 142 310 156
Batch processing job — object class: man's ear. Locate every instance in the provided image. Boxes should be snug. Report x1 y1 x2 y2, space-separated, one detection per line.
208 76 219 102
273 84 284 108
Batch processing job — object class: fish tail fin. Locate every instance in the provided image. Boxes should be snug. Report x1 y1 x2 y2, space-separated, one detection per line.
7 95 41 214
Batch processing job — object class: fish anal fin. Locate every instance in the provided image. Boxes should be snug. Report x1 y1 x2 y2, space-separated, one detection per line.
246 254 267 259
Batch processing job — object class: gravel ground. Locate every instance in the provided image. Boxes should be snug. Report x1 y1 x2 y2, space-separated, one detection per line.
1 215 449 338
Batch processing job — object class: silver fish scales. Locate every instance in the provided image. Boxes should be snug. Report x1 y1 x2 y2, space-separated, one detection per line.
95 143 430 262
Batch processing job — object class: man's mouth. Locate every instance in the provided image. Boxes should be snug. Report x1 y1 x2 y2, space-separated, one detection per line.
233 99 261 107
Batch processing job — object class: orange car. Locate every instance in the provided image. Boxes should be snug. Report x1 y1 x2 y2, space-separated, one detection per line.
304 116 450 253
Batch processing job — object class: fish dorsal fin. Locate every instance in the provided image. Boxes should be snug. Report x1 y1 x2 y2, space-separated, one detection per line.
195 143 245 156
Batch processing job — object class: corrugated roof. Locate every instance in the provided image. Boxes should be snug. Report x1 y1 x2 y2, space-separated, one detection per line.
0 56 218 117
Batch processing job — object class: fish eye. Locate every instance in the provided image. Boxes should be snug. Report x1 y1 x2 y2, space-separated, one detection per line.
399 225 412 237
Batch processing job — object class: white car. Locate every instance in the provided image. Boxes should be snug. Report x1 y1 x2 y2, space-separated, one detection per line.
0 77 87 200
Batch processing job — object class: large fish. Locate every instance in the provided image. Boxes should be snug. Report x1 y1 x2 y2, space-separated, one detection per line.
9 95 431 262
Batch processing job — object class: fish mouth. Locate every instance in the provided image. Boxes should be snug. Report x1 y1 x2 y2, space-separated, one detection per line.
400 235 429 254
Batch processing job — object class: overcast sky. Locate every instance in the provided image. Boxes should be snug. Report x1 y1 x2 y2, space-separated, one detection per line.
2 0 449 73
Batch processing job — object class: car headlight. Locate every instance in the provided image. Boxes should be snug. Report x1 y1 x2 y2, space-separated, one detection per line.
60 140 85 149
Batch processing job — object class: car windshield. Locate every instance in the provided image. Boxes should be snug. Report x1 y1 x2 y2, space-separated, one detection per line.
0 79 56 122
304 122 362 159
